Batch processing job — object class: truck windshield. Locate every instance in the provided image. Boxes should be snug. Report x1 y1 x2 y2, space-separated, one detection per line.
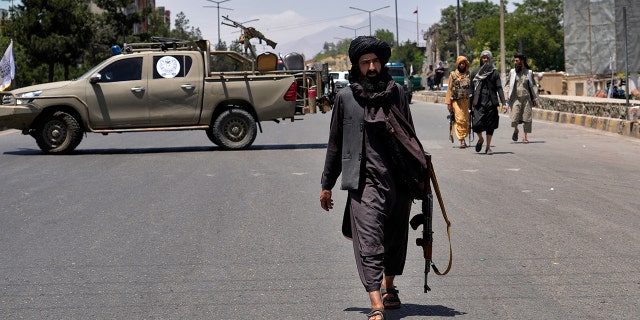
388 68 404 77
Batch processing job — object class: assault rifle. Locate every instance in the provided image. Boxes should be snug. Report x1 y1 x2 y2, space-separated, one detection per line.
409 152 452 293
222 16 277 59
447 110 455 143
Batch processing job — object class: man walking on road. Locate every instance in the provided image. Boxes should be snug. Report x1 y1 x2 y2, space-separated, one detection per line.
507 53 539 143
470 50 507 154
445 56 472 148
319 36 427 320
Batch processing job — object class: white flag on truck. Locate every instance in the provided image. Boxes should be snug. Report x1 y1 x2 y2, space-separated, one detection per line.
0 40 15 91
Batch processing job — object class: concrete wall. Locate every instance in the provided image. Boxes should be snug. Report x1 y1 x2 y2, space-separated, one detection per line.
413 91 640 139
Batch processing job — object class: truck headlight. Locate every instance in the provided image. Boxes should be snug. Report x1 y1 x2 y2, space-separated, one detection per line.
16 90 42 105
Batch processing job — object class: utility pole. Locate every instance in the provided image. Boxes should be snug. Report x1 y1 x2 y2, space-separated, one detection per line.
456 0 461 57
395 0 399 47
414 7 419 46
623 6 629 106
500 0 506 82
204 0 233 45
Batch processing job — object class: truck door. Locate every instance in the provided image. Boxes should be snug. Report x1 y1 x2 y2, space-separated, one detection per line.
147 53 202 125
86 56 149 128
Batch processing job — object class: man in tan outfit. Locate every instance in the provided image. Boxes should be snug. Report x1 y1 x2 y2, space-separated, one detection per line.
506 53 538 143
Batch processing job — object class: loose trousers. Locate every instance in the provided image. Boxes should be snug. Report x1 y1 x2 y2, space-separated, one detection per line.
348 186 412 292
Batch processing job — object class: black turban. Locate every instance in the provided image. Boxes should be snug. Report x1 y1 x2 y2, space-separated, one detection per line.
514 52 530 69
514 52 526 60
348 36 391 65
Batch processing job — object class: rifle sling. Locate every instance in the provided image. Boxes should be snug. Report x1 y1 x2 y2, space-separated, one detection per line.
429 164 453 276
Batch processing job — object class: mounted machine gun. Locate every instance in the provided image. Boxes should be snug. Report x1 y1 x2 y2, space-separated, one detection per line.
221 15 277 59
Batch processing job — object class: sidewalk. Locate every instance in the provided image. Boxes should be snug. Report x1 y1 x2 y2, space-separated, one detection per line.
412 90 640 139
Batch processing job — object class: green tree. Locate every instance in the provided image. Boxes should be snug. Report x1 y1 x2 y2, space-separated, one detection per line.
507 0 563 71
9 0 93 82
170 12 202 41
146 8 170 38
391 40 424 75
322 42 335 54
465 15 502 70
85 12 120 67
437 0 501 66
229 40 243 53
444 0 563 72
374 29 395 47
95 0 141 44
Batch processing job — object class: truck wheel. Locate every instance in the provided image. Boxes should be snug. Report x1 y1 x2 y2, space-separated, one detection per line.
205 129 221 146
209 109 256 149
33 111 83 154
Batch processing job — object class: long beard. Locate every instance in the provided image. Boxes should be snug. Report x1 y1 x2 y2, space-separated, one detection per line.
515 64 523 73
358 70 388 93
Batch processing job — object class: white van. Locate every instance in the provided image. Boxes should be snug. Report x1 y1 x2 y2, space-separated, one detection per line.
329 71 349 91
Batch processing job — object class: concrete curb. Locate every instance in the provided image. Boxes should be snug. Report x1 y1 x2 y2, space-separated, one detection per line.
413 91 640 139
533 109 640 138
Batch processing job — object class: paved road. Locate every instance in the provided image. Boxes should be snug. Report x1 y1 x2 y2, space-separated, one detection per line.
1 102 639 319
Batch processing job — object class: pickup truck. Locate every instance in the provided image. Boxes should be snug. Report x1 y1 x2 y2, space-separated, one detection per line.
0 39 332 154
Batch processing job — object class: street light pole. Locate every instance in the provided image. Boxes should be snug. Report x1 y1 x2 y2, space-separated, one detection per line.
349 5 390 36
394 0 399 47
456 0 461 57
204 0 233 45
500 0 506 81
339 25 368 38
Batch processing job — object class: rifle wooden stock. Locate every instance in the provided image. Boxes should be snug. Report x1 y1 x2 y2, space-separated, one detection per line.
448 110 455 143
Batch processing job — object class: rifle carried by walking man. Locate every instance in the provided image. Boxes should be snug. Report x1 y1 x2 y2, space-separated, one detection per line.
410 152 453 292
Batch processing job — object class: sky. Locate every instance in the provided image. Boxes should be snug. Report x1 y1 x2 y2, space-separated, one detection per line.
155 0 515 58
0 1 514 58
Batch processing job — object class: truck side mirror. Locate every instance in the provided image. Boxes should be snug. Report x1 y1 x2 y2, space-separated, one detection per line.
90 74 102 84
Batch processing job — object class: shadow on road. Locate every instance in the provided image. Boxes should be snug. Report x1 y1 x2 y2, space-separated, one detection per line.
3 143 328 156
345 304 465 318
510 140 546 144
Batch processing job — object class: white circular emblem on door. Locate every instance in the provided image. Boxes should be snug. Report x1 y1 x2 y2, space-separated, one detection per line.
156 56 180 78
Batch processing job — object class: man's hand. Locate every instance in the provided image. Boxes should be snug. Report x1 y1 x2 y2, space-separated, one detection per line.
320 189 334 211
447 104 453 112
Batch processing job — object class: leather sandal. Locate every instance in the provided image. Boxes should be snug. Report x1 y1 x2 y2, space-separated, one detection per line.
381 287 401 309
366 308 385 320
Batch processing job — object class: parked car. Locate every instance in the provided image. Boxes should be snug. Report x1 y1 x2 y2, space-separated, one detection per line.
329 71 349 91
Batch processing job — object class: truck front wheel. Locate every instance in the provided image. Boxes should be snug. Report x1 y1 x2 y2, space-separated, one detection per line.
33 111 84 154
209 109 257 150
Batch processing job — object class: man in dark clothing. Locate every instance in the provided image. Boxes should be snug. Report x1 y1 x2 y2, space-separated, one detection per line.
434 61 446 90
320 36 426 320
470 50 507 154
425 64 435 90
